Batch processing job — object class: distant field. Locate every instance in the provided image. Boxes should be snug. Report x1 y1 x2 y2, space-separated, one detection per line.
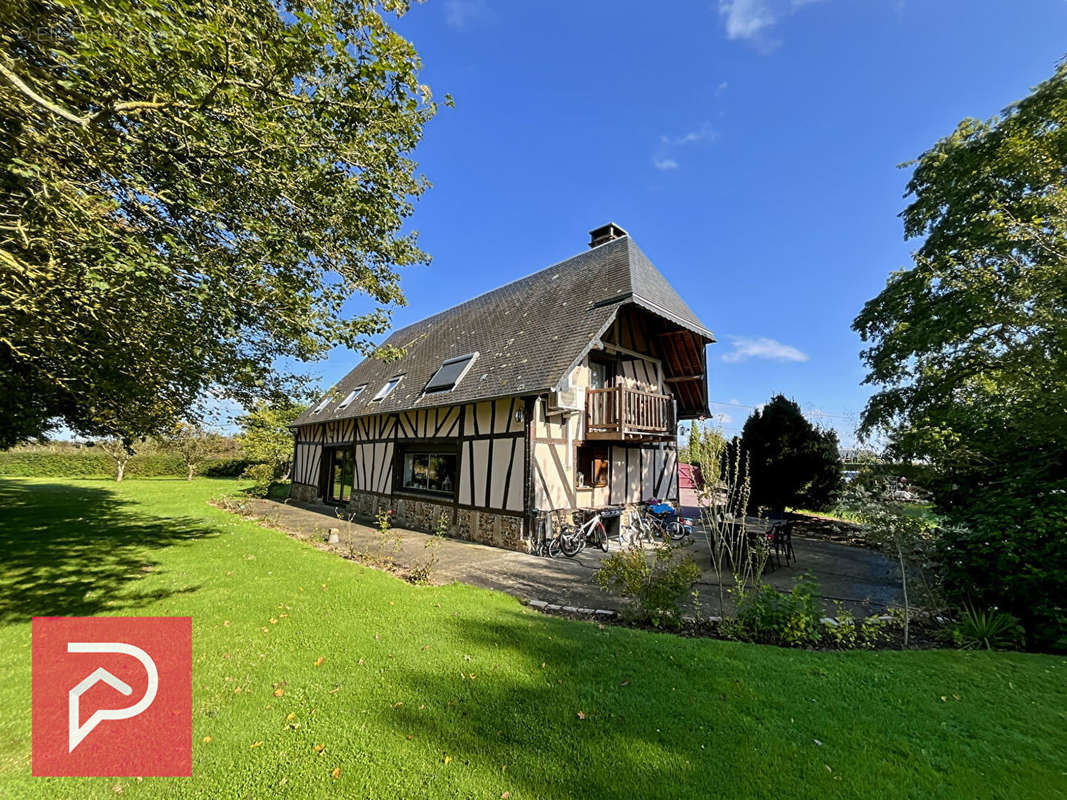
1 478 1064 799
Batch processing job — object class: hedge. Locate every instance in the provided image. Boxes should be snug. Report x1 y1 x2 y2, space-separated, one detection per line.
0 452 253 478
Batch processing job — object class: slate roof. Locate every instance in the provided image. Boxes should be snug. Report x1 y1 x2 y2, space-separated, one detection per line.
293 233 713 427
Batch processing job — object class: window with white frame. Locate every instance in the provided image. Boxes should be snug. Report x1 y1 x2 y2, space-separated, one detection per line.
310 396 332 414
372 376 402 401
337 385 366 410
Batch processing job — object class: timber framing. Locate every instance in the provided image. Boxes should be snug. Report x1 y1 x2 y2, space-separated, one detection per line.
289 226 712 553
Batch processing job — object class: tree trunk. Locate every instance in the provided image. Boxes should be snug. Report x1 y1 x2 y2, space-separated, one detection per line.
187 463 195 481
897 540 910 648
116 460 125 482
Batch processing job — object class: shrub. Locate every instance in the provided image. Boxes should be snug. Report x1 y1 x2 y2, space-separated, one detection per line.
951 605 1025 651
0 451 254 479
936 479 1067 651
200 458 253 478
241 463 276 497
595 544 700 628
729 575 823 647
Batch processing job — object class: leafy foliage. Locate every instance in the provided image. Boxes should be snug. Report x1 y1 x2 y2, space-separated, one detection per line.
739 395 843 513
0 0 441 446
935 480 1067 651
237 399 304 479
729 576 823 647
0 449 243 477
595 544 700 628
951 605 1025 652
852 61 1067 650
161 422 225 480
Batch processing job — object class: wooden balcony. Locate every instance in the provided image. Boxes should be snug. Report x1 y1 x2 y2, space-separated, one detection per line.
586 386 676 441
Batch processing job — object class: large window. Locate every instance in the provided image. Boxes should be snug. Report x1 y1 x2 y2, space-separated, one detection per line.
329 448 355 503
576 444 609 488
424 353 478 393
401 449 457 497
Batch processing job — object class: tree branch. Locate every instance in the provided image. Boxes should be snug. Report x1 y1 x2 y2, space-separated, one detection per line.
0 60 87 126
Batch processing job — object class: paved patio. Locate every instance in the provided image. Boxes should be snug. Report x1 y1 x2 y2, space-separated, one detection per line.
245 498 901 617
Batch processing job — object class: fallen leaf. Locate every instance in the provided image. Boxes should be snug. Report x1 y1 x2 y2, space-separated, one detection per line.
315 656 325 667
444 755 452 765
314 744 326 755
233 687 241 694
202 736 212 744
331 767 340 779
422 645 430 651
577 711 586 720
286 712 295 722
501 793 511 799
619 680 629 687
273 688 285 697
250 741 262 749
269 618 278 625
940 696 947 702
223 620 231 627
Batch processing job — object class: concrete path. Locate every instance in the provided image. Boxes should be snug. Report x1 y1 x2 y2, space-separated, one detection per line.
246 498 901 617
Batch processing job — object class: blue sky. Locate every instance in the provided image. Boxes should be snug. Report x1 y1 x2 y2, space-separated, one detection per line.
311 0 1067 448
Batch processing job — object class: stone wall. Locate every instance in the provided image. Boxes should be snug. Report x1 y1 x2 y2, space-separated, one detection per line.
290 482 319 503
339 489 530 554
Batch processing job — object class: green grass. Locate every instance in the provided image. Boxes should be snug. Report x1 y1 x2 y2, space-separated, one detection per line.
1 478 1065 799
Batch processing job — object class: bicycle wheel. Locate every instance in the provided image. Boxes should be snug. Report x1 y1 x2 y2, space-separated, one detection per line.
667 520 686 541
594 521 609 552
547 535 562 558
560 525 583 557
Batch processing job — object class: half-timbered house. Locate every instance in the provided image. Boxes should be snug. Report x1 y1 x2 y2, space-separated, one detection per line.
289 224 714 552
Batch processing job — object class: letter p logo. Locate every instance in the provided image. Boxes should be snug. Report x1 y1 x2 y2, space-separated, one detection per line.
33 617 190 776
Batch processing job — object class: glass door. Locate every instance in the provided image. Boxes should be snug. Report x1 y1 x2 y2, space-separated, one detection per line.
329 448 354 503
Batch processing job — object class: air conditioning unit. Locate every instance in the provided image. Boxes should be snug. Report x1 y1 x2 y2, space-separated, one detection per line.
548 387 584 413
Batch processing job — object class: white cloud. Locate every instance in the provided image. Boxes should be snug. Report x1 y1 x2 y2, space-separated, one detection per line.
721 336 809 363
651 123 714 173
444 0 488 31
660 124 716 146
717 0 826 47
716 81 729 95
719 0 778 40
712 411 733 424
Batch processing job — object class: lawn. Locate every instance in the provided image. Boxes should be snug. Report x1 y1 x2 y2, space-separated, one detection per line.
1 478 1064 799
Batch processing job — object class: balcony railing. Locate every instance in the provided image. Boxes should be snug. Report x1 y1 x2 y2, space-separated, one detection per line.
586 386 675 440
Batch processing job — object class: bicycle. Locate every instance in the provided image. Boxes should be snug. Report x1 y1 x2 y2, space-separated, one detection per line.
532 509 565 558
627 501 692 544
558 507 619 555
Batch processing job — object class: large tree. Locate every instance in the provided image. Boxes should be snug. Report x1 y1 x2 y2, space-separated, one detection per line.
0 0 440 447
853 61 1067 501
853 61 1067 649
739 395 843 514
